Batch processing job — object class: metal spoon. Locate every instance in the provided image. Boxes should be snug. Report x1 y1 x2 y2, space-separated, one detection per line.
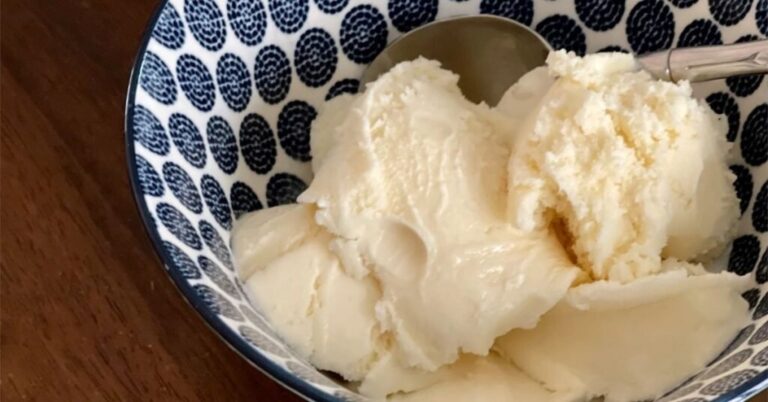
361 15 768 105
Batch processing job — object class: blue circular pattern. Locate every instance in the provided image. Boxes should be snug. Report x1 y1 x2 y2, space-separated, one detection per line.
759 251 768 286
278 100 317 162
177 54 216 112
729 235 762 275
184 0 227 51
217 53 252 112
199 256 241 299
198 220 234 270
136 156 164 197
709 0 753 26
744 289 762 307
227 0 267 46
759 0 768 36
731 164 754 215
326 78 360 100
756 292 768 319
206 116 239 174
133 105 170 155
140 52 177 105
268 0 308 33
598 45 630 53
254 45 291 104
194 284 244 321
706 92 740 142
678 19 723 47
240 113 277 174
754 180 768 232
314 0 348 14
153 3 186 50
163 241 202 279
668 0 698 8
340 5 389 64
575 0 624 32
163 162 203 214
753 347 768 366
295 28 338 87
231 181 264 218
742 104 768 167
727 36 765 97
626 0 675 54
157 202 202 250
267 173 308 207
700 370 759 396
480 0 534 25
169 113 207 168
201 174 233 230
536 15 587 56
388 0 438 33
240 325 290 358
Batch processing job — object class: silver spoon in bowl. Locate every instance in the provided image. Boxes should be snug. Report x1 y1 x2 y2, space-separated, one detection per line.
361 15 768 105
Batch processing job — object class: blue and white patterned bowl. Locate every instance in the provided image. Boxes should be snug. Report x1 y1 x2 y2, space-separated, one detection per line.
125 0 768 400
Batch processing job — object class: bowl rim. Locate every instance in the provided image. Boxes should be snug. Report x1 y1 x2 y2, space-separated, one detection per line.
123 1 768 401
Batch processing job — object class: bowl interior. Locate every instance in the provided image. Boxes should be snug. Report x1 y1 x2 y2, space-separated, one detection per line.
126 0 768 400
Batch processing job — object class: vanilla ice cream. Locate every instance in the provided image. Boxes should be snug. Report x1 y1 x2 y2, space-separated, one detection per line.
503 51 740 283
232 52 748 402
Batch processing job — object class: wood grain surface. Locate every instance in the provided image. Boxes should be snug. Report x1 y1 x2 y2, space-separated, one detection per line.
0 1 765 402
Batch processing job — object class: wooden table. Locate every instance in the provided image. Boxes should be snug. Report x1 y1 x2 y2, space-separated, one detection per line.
0 1 765 402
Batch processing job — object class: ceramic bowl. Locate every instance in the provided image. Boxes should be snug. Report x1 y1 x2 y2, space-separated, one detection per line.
125 0 768 400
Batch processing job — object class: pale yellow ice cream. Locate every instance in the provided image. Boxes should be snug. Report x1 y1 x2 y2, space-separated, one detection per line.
503 51 740 283
231 52 748 402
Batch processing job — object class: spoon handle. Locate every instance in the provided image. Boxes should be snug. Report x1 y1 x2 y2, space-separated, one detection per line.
638 39 768 83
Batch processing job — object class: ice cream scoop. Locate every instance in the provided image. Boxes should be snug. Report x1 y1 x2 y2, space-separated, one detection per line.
361 15 768 105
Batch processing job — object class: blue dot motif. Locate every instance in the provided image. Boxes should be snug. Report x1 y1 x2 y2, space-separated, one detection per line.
314 0 348 14
217 53 252 112
727 35 765 97
184 0 227 51
677 19 722 47
730 164 754 215
480 0 534 26
177 54 216 112
668 0 697 7
199 220 234 270
728 235 761 275
153 3 186 50
163 161 203 214
207 116 239 174
295 28 338 88
240 113 277 174
136 156 164 197
710 0 753 26
227 0 267 46
598 45 630 53
278 100 317 162
340 5 389 64
742 104 768 167
199 256 240 299
231 181 264 218
706 92 740 142
163 241 202 279
169 113 207 168
626 0 674 54
268 0 308 33
575 0 624 32
254 45 291 105
133 105 170 156
194 284 244 321
759 0 768 36
157 202 202 250
267 173 308 207
140 52 177 105
326 79 359 100
201 174 233 230
536 15 587 56
388 0 438 33
754 179 768 232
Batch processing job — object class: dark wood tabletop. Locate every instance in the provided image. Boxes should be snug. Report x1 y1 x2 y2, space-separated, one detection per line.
1 2 766 402
1 1 301 401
